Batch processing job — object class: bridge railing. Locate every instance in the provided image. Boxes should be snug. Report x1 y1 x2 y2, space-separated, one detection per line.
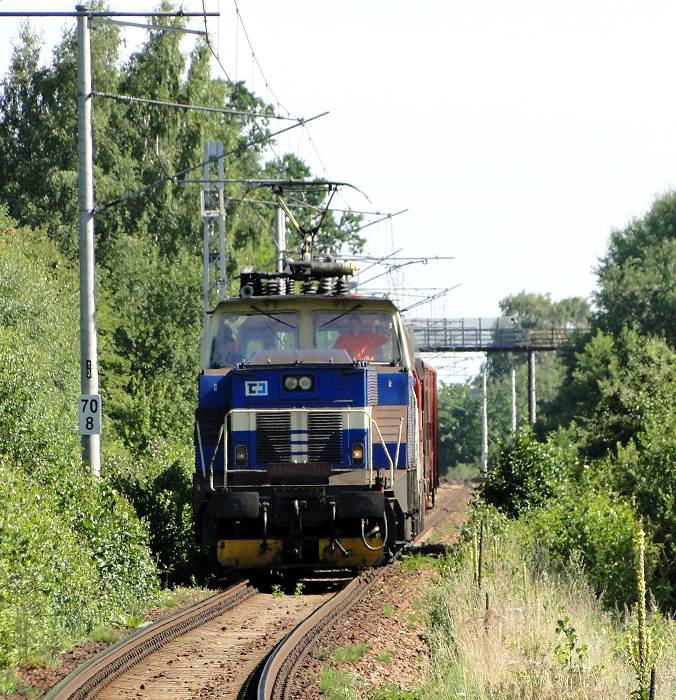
406 317 586 352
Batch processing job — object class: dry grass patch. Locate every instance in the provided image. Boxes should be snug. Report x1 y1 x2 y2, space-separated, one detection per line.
419 517 675 699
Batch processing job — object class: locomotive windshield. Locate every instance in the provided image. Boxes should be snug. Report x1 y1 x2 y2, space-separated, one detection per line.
314 310 400 363
210 311 300 367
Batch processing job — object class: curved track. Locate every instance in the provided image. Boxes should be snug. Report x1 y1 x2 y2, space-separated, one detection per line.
46 582 255 700
244 569 384 699
245 482 472 699
46 484 469 699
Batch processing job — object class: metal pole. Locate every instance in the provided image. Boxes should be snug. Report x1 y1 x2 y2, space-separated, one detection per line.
275 204 286 273
77 5 101 476
202 202 210 319
217 150 227 300
528 350 536 424
481 366 488 476
511 366 517 432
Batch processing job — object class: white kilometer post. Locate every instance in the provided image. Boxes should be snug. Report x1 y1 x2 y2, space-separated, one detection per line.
77 5 101 476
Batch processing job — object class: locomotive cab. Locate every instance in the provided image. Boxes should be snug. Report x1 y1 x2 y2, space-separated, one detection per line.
193 292 435 570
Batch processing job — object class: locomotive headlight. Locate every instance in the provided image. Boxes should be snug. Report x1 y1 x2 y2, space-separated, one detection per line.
235 445 248 467
298 375 313 391
284 376 299 391
283 375 314 391
351 443 365 466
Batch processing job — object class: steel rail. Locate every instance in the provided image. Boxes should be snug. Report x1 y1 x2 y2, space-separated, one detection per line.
46 580 255 700
246 484 471 699
246 568 386 699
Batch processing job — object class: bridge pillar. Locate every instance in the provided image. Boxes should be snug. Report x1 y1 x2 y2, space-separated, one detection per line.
528 350 536 424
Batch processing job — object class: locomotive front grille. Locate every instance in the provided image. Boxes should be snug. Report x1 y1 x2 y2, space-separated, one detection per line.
254 411 344 465
256 412 292 462
307 412 343 463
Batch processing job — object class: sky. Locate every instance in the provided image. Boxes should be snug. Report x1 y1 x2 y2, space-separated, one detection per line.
0 1 675 346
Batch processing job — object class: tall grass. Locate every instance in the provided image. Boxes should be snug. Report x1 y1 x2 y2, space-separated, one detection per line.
420 513 675 699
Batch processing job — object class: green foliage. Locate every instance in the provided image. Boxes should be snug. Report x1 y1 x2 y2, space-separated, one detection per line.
600 409 676 607
527 488 645 608
482 426 574 517
369 683 418 699
595 192 676 345
374 650 392 665
553 613 588 669
104 441 197 583
555 330 675 458
318 667 358 700
332 642 369 663
0 228 158 668
437 382 481 471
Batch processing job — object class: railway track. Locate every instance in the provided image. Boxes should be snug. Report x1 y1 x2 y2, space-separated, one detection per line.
46 581 256 700
242 568 385 699
244 482 473 699
45 485 469 699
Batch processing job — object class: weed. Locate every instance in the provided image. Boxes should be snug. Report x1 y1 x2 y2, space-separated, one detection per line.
294 582 304 597
382 603 395 617
374 650 392 664
399 553 434 572
313 647 330 661
91 626 123 644
332 642 368 663
0 668 39 699
271 584 285 598
0 669 18 695
406 611 419 629
157 586 210 610
318 667 358 700
553 613 587 669
369 681 419 699
626 529 661 699
121 614 144 628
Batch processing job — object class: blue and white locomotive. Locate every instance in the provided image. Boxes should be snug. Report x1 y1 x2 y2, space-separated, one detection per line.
193 229 438 571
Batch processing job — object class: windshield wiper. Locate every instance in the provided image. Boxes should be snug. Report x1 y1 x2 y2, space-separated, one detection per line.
319 303 362 329
249 305 296 329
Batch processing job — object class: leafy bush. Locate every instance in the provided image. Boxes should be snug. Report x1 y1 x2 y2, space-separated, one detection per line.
602 410 676 608
0 228 159 666
527 488 646 608
104 440 206 584
482 426 575 516
0 457 158 666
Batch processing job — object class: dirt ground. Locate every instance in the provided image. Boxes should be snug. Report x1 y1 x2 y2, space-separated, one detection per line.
98 592 329 700
286 480 475 698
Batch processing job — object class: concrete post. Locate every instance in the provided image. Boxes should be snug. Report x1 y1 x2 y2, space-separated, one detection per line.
481 367 488 475
511 366 517 432
76 5 100 476
528 350 536 424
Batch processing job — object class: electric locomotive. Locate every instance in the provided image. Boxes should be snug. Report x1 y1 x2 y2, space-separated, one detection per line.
192 204 438 571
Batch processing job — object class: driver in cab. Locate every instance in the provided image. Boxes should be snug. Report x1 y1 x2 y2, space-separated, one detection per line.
333 314 390 361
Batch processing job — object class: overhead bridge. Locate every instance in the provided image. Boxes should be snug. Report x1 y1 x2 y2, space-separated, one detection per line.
405 317 587 426
406 317 584 353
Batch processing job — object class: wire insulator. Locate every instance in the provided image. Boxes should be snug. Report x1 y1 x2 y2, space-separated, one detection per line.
333 277 350 296
316 277 332 295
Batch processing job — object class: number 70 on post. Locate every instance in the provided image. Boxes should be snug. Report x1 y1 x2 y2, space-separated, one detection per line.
79 394 102 435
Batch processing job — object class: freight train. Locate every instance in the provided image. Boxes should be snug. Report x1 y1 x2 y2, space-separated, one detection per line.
192 202 438 571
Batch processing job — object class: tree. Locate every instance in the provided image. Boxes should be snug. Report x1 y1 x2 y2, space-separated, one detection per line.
595 192 676 346
437 382 482 471
485 292 590 442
